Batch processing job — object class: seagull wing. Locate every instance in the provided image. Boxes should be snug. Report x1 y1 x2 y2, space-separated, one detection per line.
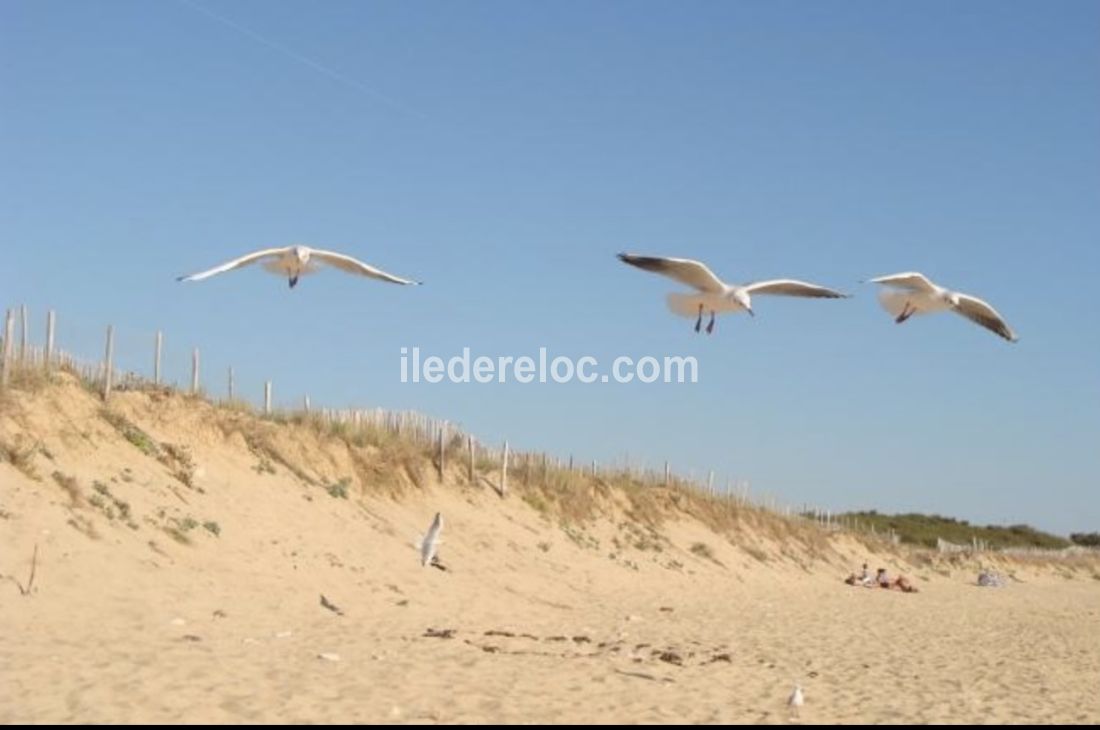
866 272 938 292
311 249 421 285
743 279 848 298
420 513 443 566
617 253 726 293
177 247 289 282
952 293 1018 342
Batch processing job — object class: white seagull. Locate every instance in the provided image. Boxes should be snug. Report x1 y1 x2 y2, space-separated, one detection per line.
617 253 848 334
177 245 421 289
867 272 1018 342
419 512 443 568
788 684 804 717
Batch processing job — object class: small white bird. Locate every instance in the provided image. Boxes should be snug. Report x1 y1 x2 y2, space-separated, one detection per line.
867 272 1018 342
788 683 804 716
177 245 421 289
618 253 847 334
419 512 443 567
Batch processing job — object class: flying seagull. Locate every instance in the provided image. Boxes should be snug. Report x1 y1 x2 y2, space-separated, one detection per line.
867 272 1018 342
419 512 443 568
617 253 847 334
177 245 422 289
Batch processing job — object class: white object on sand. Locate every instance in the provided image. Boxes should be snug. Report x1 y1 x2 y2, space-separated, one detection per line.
420 512 443 567
788 683 804 714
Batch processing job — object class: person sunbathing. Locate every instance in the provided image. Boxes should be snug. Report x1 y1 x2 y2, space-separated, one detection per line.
844 563 875 587
891 575 919 593
875 570 919 593
858 563 872 585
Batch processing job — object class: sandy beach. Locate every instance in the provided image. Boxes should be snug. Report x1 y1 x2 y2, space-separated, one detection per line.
2 376 1098 724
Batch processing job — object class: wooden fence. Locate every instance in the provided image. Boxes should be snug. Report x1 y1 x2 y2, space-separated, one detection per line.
0 303 871 533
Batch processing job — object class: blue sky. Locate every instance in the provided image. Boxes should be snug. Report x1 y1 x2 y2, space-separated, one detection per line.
2 0 1098 534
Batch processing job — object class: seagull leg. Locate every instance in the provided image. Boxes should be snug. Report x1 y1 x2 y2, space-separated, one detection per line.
694 304 703 333
895 302 914 324
705 311 715 335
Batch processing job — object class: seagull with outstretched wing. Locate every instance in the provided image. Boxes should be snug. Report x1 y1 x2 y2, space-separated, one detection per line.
178 245 421 289
867 272 1018 342
617 253 847 334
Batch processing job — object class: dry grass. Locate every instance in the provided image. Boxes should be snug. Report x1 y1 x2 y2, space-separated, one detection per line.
0 435 41 480
9 364 1093 579
3 366 54 394
158 443 196 489
690 542 722 566
234 423 317 486
51 471 83 507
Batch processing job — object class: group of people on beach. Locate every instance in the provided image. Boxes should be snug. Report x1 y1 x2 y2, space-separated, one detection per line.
844 563 919 593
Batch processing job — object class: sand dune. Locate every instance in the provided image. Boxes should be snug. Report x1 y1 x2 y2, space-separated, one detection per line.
2 375 1098 724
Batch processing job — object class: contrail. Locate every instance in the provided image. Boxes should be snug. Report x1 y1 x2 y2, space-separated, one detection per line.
175 0 424 118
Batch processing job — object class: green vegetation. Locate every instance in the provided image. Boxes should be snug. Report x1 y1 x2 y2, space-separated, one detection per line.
90 480 132 523
690 542 716 560
1070 532 1100 548
839 511 1071 550
101 410 160 457
165 515 199 544
325 478 351 499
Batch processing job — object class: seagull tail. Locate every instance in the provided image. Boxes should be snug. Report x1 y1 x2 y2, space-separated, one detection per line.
877 290 913 318
666 292 707 318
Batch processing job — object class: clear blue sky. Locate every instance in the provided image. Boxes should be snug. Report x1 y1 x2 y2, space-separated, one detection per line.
3 0 1098 535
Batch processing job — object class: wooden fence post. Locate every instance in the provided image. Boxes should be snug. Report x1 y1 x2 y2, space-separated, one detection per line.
228 367 234 401
154 331 162 386
45 311 55 371
1 309 13 388
437 422 446 479
467 435 475 483
18 305 28 364
103 325 115 401
264 381 272 415
191 348 200 394
501 440 509 497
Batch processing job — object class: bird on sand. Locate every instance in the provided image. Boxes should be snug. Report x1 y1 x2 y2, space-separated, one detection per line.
788 683 804 717
420 512 443 568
